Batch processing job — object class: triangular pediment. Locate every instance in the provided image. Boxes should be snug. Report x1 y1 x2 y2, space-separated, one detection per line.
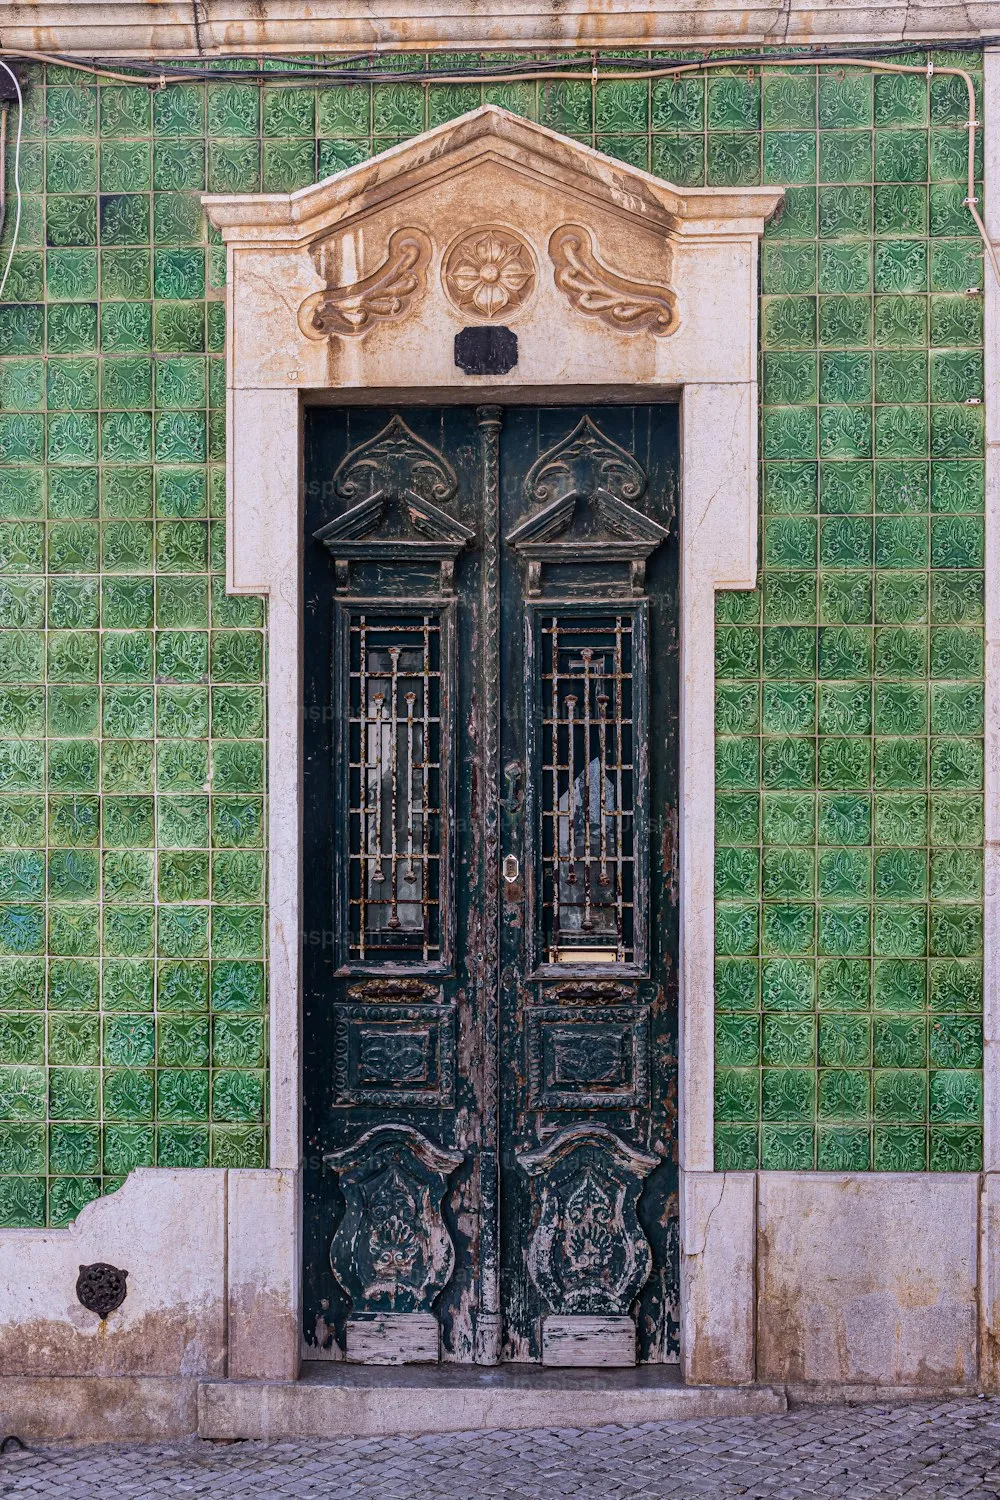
204 105 782 395
506 485 670 555
313 489 474 555
504 416 671 594
506 416 670 561
204 105 783 247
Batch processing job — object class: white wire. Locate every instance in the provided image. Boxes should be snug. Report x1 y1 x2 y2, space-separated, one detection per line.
0 60 23 302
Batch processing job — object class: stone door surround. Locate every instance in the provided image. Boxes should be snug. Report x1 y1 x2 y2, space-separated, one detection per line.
203 103 781 1377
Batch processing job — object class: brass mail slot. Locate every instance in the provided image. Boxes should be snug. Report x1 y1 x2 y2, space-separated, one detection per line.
552 947 621 965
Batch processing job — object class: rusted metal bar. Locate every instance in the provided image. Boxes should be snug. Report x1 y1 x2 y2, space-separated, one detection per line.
581 648 593 932
598 690 609 887
388 646 401 929
404 690 417 885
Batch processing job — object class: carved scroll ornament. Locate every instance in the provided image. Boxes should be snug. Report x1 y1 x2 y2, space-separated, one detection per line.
298 227 432 339
548 224 678 336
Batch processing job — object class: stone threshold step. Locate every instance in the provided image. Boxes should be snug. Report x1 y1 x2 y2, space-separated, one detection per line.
197 1366 787 1440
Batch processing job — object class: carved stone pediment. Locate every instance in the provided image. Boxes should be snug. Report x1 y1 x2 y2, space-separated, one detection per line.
204 106 782 395
313 415 474 588
506 415 670 592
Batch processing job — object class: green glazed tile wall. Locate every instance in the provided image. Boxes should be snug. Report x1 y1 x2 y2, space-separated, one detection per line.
713 56 986 1173
0 63 269 1227
0 50 986 1221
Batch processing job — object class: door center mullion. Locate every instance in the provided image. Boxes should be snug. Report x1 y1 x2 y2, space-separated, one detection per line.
475 404 503 1366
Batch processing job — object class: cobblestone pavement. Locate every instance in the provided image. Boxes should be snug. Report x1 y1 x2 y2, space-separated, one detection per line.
3 1398 1000 1498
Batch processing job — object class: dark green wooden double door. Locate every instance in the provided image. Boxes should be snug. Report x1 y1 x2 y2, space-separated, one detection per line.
303 404 680 1365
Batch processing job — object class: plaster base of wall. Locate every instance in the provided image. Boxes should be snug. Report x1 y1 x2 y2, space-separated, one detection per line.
0 1377 199 1442
4 1167 1000 1444
785 1382 977 1406
682 1171 984 1391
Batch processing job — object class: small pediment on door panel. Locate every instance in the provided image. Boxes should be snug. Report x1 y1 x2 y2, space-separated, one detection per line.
507 416 670 560
313 415 474 568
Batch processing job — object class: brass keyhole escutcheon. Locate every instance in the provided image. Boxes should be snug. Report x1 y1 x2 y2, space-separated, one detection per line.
503 855 519 884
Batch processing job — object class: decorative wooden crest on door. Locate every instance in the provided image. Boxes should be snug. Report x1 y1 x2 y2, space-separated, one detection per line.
506 416 670 594
325 1123 465 1313
516 1124 659 1315
313 415 474 589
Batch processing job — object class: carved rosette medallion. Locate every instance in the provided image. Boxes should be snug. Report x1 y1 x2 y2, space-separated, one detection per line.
516 1125 659 1315
325 1124 465 1313
297 227 432 339
442 226 537 319
548 224 678 335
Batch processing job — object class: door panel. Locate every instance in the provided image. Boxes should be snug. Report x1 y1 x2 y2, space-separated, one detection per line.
496 406 679 1365
302 404 680 1365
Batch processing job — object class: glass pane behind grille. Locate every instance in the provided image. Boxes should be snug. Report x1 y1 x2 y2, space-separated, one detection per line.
539 615 636 963
347 614 443 960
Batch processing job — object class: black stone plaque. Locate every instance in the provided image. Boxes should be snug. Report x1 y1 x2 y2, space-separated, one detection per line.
454 326 518 376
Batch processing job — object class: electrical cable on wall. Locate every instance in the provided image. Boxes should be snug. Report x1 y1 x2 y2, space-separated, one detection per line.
0 59 23 303
0 38 993 83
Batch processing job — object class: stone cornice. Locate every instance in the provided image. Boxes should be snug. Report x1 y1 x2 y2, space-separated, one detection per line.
2 0 1000 57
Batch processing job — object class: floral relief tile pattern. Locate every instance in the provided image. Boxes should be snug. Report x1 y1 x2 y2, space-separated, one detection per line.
0 64 268 1226
0 52 985 1217
711 56 986 1172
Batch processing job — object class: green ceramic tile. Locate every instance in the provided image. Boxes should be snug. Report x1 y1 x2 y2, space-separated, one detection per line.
0 56 991 1210
759 1124 814 1169
261 86 315 137
206 84 259 137
715 1067 759 1123
152 193 203 246
716 1014 761 1068
762 1013 815 1067
930 239 982 293
152 84 204 137
316 84 371 138
928 1126 981 1171
874 73 927 127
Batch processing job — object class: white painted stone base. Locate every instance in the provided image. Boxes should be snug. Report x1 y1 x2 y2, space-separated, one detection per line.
3 1164 1000 1446
0 1167 298 1385
0 1377 199 1442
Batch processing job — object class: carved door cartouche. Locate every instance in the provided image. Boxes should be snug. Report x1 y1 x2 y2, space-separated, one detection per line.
303 406 679 1366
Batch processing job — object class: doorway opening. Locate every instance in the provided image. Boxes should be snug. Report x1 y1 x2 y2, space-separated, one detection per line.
302 403 680 1367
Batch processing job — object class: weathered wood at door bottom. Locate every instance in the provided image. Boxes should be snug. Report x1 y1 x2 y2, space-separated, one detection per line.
345 1313 440 1365
542 1316 636 1367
